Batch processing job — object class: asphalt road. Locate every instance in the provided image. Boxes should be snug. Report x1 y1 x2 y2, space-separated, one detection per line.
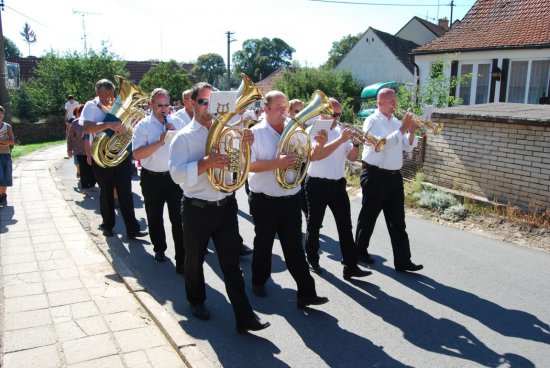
57 154 550 368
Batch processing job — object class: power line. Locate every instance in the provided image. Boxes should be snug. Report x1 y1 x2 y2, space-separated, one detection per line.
309 0 471 6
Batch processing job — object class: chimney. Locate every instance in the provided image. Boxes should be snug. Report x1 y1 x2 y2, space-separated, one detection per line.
438 17 449 30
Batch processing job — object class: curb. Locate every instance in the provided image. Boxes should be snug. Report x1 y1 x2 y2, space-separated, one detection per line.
49 158 217 368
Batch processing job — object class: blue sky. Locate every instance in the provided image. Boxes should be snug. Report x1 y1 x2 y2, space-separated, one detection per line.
4 0 474 67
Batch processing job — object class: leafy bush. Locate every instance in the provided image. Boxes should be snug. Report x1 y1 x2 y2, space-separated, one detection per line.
414 189 459 213
442 204 468 222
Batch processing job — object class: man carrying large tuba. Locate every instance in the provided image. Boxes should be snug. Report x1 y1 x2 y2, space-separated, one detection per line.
247 90 329 309
168 82 269 333
82 79 147 239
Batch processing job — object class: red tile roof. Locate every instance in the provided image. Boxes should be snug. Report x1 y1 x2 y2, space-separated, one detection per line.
255 68 291 95
413 0 550 54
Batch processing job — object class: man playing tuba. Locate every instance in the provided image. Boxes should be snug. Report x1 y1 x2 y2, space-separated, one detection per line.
82 79 147 239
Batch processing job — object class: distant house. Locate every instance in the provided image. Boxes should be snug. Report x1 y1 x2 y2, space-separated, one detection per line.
412 0 550 105
335 17 448 86
6 57 194 85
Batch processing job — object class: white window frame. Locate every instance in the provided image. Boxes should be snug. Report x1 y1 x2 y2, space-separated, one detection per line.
506 58 550 104
456 61 492 105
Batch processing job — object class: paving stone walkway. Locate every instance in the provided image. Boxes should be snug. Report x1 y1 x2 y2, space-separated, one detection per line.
0 146 187 368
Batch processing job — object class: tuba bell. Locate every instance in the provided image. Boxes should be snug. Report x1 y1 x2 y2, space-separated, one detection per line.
92 76 149 168
275 90 333 189
205 74 264 192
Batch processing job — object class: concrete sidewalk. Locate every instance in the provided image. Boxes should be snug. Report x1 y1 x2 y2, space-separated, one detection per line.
0 146 200 368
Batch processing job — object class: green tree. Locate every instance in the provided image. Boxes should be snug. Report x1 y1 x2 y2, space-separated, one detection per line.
20 46 127 118
233 38 295 82
139 60 192 102
274 67 362 122
191 53 226 87
4 37 22 58
9 83 37 122
323 33 360 69
20 22 37 56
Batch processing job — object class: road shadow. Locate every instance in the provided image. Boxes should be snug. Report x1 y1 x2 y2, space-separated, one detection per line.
0 205 17 234
374 259 550 345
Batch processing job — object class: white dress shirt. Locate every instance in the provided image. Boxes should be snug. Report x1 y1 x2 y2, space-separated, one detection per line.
306 125 352 180
174 108 193 126
81 98 107 124
132 114 185 172
248 119 301 197
361 109 417 170
169 119 231 201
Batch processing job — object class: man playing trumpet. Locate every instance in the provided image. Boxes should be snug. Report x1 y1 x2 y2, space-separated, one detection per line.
355 88 424 272
304 97 371 280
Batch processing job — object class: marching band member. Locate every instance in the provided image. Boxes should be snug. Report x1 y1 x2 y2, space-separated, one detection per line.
174 89 194 126
82 79 146 239
355 88 423 272
248 90 329 308
132 88 185 272
304 97 371 280
169 82 269 333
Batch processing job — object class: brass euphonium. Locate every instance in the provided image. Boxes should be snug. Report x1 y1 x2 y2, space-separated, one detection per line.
394 108 444 135
92 76 149 168
338 120 387 153
205 73 264 192
275 90 333 189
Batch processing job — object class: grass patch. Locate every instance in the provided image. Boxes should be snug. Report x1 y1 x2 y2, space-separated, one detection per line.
11 139 65 161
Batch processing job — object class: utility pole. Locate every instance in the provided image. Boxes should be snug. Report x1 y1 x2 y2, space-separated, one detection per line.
226 31 235 91
0 0 10 120
72 9 101 55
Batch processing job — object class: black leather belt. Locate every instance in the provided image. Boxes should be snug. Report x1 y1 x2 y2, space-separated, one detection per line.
184 195 233 208
142 168 171 176
252 192 298 200
361 162 400 175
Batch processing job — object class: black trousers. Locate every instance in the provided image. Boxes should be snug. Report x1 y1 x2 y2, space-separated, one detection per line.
76 155 96 190
355 167 412 268
248 192 317 299
304 176 358 267
92 156 140 234
140 169 184 264
181 195 254 323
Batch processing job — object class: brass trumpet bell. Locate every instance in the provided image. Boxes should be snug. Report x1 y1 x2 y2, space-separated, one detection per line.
275 90 333 189
205 74 264 192
395 108 443 135
339 122 387 153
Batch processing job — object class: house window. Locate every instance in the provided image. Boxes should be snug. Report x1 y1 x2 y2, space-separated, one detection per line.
507 59 550 103
457 62 491 105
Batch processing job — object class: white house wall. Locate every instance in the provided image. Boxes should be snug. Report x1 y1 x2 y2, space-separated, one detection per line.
415 49 550 103
335 28 414 86
395 21 438 45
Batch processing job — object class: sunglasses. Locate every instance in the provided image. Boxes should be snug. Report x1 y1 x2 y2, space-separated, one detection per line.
293 109 301 114
332 112 342 118
197 98 209 106
157 104 170 108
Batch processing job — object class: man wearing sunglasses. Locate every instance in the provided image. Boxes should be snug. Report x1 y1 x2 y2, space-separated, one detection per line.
174 89 194 126
132 88 186 273
169 82 269 333
248 90 329 309
304 97 371 280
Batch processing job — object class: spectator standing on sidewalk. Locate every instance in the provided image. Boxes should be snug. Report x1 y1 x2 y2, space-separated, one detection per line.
0 106 14 207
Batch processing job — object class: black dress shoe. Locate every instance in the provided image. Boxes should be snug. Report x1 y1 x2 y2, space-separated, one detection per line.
239 245 253 256
154 252 166 262
236 315 271 333
297 295 329 309
191 304 210 320
358 253 375 264
252 284 267 297
395 263 424 272
99 225 114 237
127 231 148 239
343 265 372 280
308 262 324 274
176 263 184 274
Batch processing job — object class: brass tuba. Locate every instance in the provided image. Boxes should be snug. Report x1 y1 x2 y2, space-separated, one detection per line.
92 76 149 168
395 108 444 135
275 90 333 189
205 74 264 192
